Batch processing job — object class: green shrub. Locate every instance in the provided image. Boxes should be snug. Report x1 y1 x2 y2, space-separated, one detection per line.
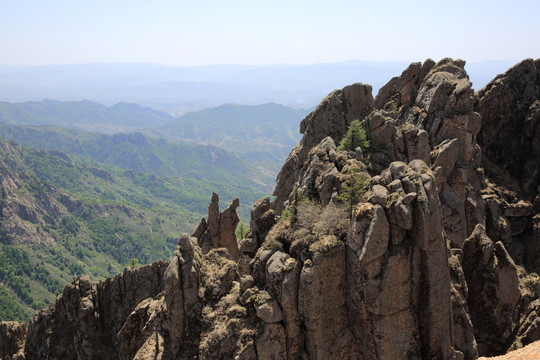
337 119 370 152
127 258 139 269
338 170 370 217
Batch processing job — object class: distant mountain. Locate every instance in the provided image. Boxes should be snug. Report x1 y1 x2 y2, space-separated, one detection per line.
0 125 272 191
0 61 518 113
0 99 173 133
0 100 310 176
0 61 411 111
145 103 310 163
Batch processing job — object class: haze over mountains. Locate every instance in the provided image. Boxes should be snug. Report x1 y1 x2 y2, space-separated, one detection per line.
0 99 172 133
0 60 517 114
144 103 309 163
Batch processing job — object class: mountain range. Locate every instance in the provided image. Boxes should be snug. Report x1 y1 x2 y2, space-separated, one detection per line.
145 102 309 163
0 125 272 191
0 99 173 133
0 100 310 175
0 60 517 113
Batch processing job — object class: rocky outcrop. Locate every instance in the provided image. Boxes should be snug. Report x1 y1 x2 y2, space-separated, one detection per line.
24 260 168 359
349 160 456 359
193 192 241 261
274 83 373 213
165 235 203 358
462 225 520 355
274 59 485 248
371 58 485 248
0 160 60 245
476 59 540 198
0 321 26 360
475 59 540 276
5 58 540 360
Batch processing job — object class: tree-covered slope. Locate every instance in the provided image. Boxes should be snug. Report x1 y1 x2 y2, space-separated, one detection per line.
0 124 272 192
0 137 263 321
0 99 173 133
145 102 309 163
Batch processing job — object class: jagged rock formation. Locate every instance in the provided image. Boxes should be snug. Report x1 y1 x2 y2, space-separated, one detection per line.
3 58 540 359
193 192 241 261
274 83 373 214
348 160 455 359
461 225 520 355
0 321 26 359
476 59 540 199
24 261 168 359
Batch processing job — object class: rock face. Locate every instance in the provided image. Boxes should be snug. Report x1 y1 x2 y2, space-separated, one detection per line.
0 143 61 245
0 321 26 360
24 261 168 360
274 83 373 213
348 160 454 359
476 59 540 198
193 192 241 261
462 225 520 355
5 58 540 359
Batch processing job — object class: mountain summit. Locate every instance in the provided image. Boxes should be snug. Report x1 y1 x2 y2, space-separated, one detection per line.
2 58 540 360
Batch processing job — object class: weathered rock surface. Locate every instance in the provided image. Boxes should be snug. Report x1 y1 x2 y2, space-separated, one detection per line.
476 58 540 198
349 160 456 359
24 260 168 360
274 83 373 213
462 225 521 356
0 321 26 360
193 192 241 260
0 154 60 245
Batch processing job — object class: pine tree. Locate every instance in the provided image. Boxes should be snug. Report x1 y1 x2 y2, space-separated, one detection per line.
290 188 303 224
337 119 370 152
235 221 248 239
337 170 370 217
127 258 139 269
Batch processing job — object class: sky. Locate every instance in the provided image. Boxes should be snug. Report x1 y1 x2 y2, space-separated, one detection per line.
1 0 539 66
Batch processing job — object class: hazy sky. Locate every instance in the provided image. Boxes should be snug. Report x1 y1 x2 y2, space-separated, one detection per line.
1 0 539 66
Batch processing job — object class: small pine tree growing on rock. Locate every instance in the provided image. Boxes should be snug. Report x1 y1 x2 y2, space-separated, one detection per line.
127 258 139 269
290 187 304 225
235 221 248 240
338 170 370 217
337 119 370 152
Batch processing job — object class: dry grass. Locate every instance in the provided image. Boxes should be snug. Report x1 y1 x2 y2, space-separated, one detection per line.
199 283 254 360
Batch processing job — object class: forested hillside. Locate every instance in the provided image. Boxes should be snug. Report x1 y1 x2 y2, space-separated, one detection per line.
145 102 309 163
0 137 262 321
0 99 173 133
0 124 272 192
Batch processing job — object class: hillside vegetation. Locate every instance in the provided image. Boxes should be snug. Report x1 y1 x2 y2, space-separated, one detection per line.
0 124 272 192
0 99 173 133
0 101 308 180
0 136 264 321
145 103 309 163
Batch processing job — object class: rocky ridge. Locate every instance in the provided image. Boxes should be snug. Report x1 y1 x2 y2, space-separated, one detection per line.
2 58 540 359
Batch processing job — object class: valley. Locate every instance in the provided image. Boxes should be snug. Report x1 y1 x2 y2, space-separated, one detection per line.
0 100 309 320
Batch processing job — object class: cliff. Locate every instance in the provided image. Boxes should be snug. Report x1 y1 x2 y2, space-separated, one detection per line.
2 58 540 360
